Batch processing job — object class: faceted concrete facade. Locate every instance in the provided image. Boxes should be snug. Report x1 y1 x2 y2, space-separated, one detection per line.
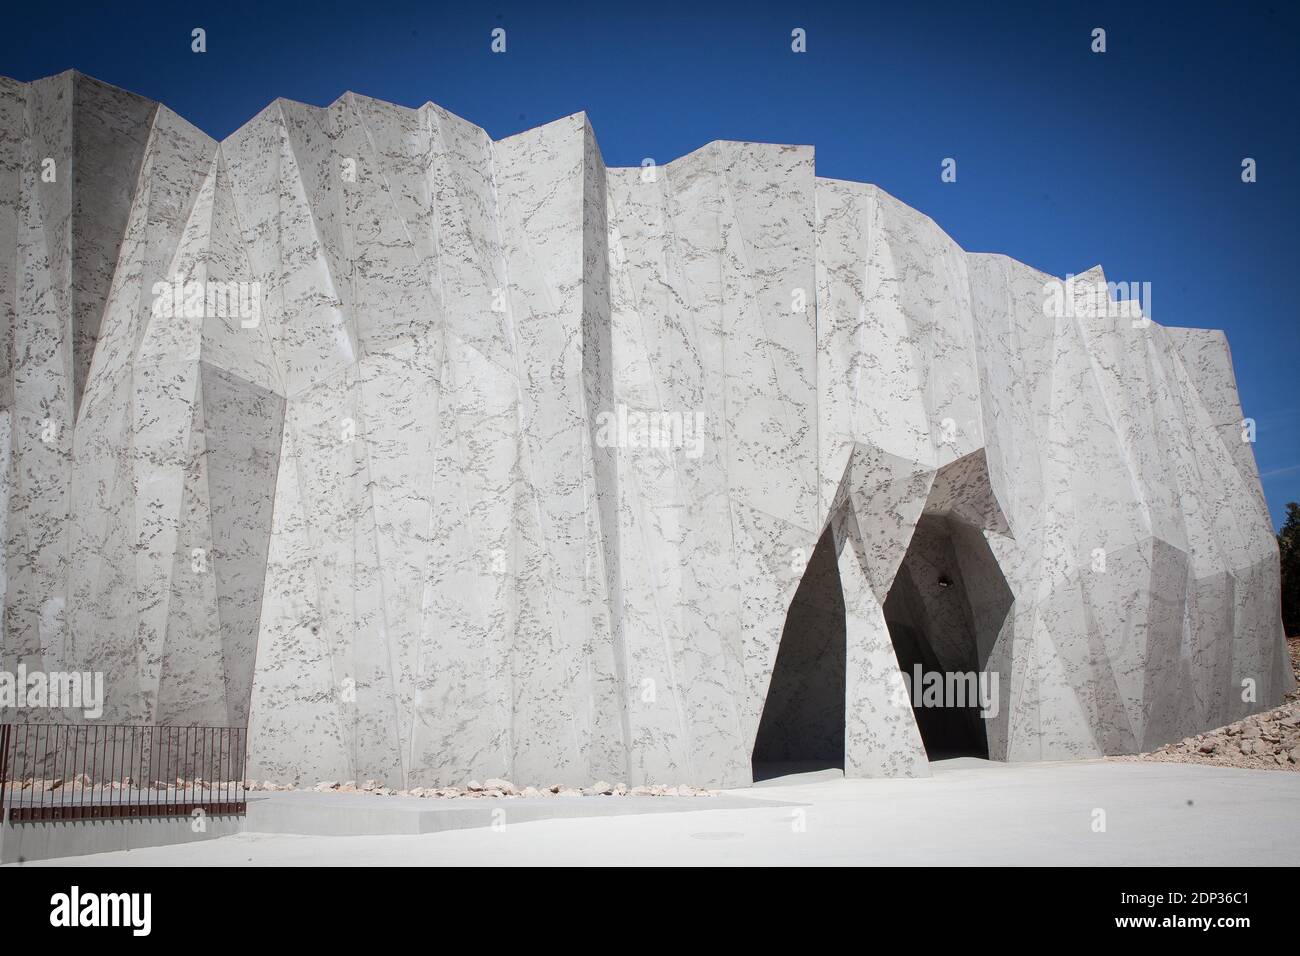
0 71 1291 788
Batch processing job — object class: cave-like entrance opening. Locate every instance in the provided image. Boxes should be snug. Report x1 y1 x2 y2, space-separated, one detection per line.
751 450 1014 778
883 449 1014 761
751 525 845 782
883 512 1011 759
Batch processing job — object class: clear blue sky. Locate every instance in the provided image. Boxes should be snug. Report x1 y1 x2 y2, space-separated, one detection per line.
3 0 1297 527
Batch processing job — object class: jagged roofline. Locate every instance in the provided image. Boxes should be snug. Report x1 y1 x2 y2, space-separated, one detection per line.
11 69 1143 317
1 63 1284 789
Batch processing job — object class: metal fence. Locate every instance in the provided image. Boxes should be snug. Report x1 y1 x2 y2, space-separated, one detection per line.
0 724 247 822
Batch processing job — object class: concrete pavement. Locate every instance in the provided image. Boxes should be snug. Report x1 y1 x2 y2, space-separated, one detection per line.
12 758 1300 866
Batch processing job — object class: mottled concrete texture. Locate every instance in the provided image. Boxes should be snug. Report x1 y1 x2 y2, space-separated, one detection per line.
0 71 1290 788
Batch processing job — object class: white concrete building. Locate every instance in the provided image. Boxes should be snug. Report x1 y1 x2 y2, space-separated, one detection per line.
0 72 1289 788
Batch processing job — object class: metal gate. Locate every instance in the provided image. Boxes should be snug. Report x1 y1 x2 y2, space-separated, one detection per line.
0 724 247 822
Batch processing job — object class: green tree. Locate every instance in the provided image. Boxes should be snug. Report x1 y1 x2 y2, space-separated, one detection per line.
1280 502 1300 637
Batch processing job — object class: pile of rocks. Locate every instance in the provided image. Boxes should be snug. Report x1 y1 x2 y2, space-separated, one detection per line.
1110 637 1300 772
246 778 717 798
247 780 296 792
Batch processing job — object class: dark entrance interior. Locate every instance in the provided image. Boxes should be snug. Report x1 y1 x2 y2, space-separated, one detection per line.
883 512 1012 760
751 525 845 781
